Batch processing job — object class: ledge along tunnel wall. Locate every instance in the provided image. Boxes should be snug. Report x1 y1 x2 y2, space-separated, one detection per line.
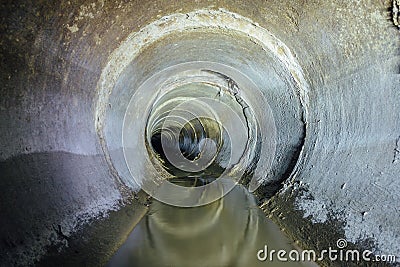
0 0 399 266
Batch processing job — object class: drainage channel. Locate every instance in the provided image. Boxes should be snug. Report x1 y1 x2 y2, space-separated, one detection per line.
106 186 317 267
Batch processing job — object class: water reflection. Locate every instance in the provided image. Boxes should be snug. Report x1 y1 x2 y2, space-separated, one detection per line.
107 186 315 267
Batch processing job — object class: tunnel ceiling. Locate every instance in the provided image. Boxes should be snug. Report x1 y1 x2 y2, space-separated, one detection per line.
1 0 399 266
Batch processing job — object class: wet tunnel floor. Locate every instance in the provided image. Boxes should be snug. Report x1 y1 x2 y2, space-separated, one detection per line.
106 185 317 267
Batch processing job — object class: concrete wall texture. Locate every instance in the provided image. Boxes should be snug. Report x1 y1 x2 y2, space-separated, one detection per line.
0 0 399 266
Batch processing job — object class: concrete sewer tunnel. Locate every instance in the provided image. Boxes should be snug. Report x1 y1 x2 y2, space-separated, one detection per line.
1 0 400 266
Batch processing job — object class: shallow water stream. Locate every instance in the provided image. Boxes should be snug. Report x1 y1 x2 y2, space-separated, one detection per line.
107 185 316 267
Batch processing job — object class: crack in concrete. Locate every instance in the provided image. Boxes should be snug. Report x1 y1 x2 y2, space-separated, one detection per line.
53 224 69 241
201 69 240 96
200 69 261 192
393 136 400 163
201 69 253 162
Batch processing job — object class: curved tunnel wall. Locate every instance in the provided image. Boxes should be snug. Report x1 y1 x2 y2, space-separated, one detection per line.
1 0 399 265
101 21 305 205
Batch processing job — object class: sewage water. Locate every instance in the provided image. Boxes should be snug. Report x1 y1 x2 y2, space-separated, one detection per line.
107 185 316 267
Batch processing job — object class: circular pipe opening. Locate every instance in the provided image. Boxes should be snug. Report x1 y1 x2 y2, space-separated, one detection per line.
144 71 251 186
96 10 308 206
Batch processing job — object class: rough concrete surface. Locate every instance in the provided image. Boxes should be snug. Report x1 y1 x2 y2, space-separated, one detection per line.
0 0 399 266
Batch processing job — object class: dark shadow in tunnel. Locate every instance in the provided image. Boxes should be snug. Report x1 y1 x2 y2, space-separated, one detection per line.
0 151 124 266
254 113 306 202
